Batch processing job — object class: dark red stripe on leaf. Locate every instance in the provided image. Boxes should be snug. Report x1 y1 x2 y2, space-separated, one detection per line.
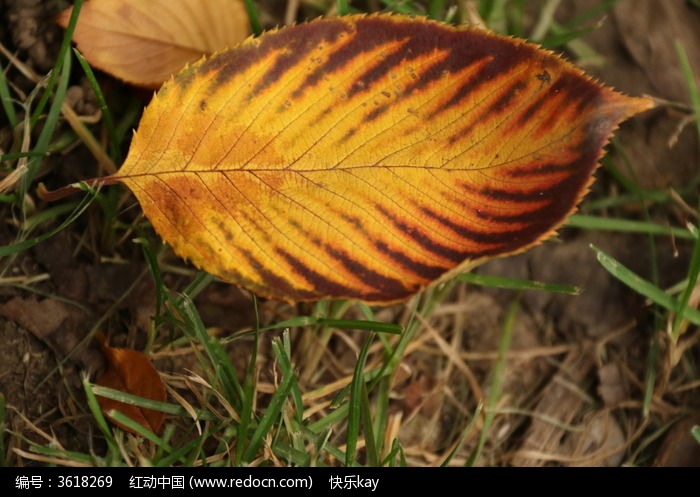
488 80 528 115
447 79 527 143
551 72 604 111
420 205 564 251
277 247 414 301
324 246 408 294
212 218 235 242
421 206 514 245
375 205 472 263
237 251 317 300
519 71 606 129
277 247 359 297
374 240 446 280
363 104 389 123
517 92 549 127
471 152 600 253
475 202 563 225
294 16 532 119
339 126 360 142
427 57 523 119
464 183 546 202
506 161 578 177
339 212 367 235
252 34 339 96
198 18 351 90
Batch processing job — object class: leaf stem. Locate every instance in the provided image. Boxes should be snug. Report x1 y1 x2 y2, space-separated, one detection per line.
37 177 118 202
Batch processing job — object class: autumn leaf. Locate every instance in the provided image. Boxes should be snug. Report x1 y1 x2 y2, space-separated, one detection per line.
82 14 652 303
57 0 250 88
96 342 166 435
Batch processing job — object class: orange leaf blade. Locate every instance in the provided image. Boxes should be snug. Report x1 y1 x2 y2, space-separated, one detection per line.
96 346 166 435
115 14 653 303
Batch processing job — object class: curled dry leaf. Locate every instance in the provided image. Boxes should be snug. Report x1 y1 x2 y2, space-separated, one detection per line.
97 14 651 303
96 343 166 435
57 0 250 88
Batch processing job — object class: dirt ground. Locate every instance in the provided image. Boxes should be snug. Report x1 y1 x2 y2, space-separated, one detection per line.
1 0 699 466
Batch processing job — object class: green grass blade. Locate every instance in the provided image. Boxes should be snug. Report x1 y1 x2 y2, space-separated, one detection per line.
440 403 482 467
294 424 345 463
483 0 508 32
83 377 118 452
345 333 374 466
591 244 700 325
25 48 70 186
381 0 422 15
643 336 660 418
179 296 244 407
0 61 18 128
381 438 402 466
114 96 143 144
0 191 95 256
0 151 46 162
371 375 391 459
18 46 73 207
457 272 579 294
360 382 379 466
21 443 96 466
427 0 445 19
22 201 79 231
336 0 350 15
568 214 695 240
171 426 211 467
235 329 258 466
307 402 350 433
30 0 83 125
272 441 311 466
506 0 527 37
692 426 700 444
565 0 618 28
318 318 402 334
229 315 402 340
602 152 654 196
281 331 304 424
584 192 669 212
675 40 700 141
0 393 6 466
73 48 120 160
268 316 316 329
153 425 176 462
135 237 166 320
90 384 216 421
105 410 173 453
242 335 297 462
542 24 601 49
242 0 262 36
672 219 700 340
181 271 215 301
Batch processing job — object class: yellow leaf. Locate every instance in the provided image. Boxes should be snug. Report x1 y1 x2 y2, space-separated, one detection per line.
111 14 652 303
57 0 250 88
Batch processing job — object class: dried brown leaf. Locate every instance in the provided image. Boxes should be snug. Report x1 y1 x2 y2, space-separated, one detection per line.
57 0 250 88
96 343 166 435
